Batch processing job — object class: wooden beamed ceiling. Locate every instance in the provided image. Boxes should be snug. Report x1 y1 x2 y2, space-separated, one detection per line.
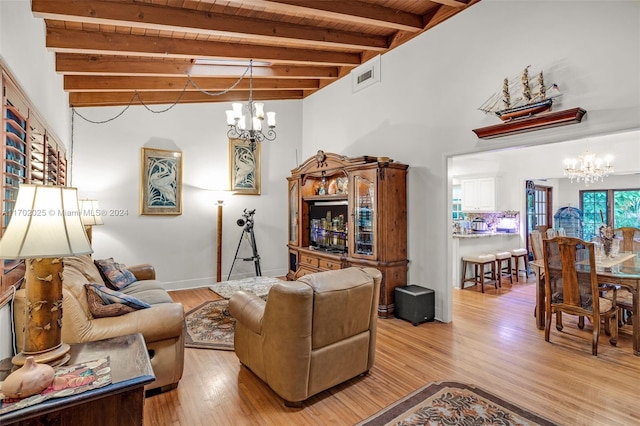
31 0 480 108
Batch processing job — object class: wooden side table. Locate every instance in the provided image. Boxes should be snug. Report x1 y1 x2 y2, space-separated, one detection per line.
0 333 155 426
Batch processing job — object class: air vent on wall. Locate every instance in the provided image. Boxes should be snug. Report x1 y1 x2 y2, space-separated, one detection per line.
357 69 374 85
352 55 381 93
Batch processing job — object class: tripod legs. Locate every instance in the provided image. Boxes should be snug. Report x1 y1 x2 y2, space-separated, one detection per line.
248 228 262 276
228 226 261 280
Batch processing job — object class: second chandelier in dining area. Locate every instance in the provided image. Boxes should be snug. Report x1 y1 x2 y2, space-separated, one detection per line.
563 149 614 186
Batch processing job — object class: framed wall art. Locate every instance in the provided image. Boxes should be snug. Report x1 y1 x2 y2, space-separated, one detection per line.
229 138 261 195
140 147 183 215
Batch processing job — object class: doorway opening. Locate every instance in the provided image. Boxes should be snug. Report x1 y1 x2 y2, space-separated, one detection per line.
525 182 553 257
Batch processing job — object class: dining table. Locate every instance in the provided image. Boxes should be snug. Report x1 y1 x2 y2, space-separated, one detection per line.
530 251 640 355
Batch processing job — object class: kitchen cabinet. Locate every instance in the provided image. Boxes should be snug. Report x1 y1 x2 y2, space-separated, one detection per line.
287 151 408 317
461 177 497 211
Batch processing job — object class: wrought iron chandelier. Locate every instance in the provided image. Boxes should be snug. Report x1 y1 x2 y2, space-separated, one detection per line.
225 60 276 151
563 149 614 186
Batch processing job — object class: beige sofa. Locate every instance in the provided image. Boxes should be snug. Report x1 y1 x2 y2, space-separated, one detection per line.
14 255 184 393
228 266 382 406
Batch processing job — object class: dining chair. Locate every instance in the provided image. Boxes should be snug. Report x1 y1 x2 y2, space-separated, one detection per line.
546 228 557 239
533 229 587 328
529 230 544 262
605 227 640 325
542 236 618 356
614 227 640 253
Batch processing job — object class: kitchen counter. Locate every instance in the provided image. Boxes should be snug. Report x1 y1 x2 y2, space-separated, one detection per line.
451 231 523 289
453 232 518 238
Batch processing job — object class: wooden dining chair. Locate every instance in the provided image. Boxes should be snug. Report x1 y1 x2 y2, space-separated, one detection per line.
614 227 640 253
529 230 544 262
606 227 640 325
534 229 587 328
542 236 618 356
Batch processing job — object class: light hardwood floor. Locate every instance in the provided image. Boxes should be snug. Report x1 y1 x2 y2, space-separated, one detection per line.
144 279 640 425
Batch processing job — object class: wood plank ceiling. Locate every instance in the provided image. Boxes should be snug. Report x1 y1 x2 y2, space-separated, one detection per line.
31 0 481 108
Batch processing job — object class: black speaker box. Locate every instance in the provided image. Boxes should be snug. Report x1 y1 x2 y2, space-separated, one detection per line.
394 285 435 326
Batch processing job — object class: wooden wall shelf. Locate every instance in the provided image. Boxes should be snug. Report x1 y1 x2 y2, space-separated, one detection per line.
472 107 587 139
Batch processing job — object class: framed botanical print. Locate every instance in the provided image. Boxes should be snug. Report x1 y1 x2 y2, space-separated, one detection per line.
140 147 183 215
229 138 260 195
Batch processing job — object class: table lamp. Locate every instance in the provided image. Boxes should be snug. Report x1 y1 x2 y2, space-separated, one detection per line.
79 198 104 244
0 184 93 367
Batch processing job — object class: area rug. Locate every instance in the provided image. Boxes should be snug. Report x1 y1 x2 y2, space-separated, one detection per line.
184 300 235 350
208 276 282 299
356 381 558 426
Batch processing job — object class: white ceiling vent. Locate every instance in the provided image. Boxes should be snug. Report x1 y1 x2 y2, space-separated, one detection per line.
352 55 381 93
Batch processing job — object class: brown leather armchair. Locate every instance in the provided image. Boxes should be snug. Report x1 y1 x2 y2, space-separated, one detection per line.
228 267 382 406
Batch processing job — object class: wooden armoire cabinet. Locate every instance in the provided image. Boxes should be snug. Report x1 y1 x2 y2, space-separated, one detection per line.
287 151 408 318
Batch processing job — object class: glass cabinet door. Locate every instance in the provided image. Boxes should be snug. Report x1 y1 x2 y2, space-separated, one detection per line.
351 170 376 258
288 180 298 244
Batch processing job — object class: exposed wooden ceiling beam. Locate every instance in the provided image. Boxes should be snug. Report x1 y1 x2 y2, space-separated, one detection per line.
32 0 388 51
430 0 468 7
63 75 320 92
29 0 480 107
56 54 340 79
69 89 303 108
46 28 362 66
224 0 424 32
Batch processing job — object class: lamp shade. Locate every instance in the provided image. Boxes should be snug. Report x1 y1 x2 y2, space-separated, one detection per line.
0 184 93 259
79 199 104 226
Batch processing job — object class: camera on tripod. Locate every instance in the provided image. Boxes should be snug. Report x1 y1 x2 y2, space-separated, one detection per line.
229 208 261 279
236 208 256 230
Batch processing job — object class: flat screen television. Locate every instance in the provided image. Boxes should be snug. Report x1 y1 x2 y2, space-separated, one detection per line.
309 200 348 253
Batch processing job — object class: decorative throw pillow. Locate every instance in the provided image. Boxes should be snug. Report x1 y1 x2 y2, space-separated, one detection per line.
85 285 136 318
94 258 137 290
84 283 151 310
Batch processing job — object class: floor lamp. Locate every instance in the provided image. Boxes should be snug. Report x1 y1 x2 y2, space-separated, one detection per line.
79 198 104 244
0 184 93 367
214 190 234 282
216 199 224 282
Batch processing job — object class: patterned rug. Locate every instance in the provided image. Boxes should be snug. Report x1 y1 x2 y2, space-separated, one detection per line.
208 276 281 299
184 300 235 350
185 278 281 350
356 381 558 426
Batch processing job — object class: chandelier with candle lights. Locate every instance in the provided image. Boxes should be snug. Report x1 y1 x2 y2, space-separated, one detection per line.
563 149 614 186
225 60 276 151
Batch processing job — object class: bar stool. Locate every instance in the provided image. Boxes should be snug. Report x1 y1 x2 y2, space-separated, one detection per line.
494 251 513 285
510 248 529 282
461 254 497 293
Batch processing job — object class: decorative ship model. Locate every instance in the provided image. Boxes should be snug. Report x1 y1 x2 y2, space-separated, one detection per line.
479 65 562 121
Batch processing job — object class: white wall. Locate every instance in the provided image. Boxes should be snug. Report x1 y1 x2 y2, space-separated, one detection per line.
72 100 303 288
302 0 640 321
0 0 70 144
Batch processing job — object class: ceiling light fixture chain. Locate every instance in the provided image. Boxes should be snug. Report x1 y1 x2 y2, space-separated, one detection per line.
563 148 614 187
225 59 277 151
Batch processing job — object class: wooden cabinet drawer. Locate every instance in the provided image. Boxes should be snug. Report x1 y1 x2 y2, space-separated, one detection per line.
295 266 317 279
319 259 341 270
300 255 319 267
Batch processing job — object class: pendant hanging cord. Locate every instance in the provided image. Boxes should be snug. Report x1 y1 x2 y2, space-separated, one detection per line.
249 59 253 102
71 63 252 124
